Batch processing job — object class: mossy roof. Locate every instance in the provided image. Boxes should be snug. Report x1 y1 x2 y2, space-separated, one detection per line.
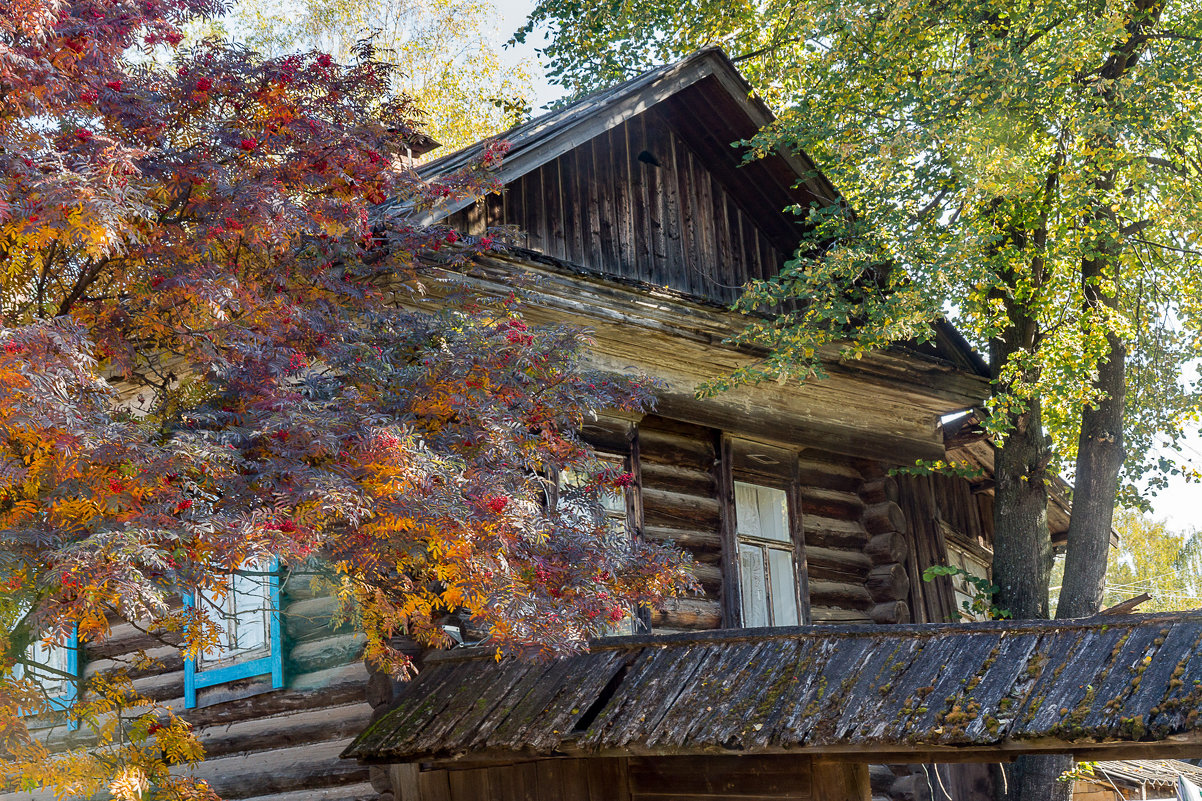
344 612 1202 765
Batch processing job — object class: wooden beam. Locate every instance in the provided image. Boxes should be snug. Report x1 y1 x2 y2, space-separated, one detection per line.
717 434 741 628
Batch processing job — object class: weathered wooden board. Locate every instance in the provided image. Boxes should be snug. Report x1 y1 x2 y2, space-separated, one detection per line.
345 613 1202 764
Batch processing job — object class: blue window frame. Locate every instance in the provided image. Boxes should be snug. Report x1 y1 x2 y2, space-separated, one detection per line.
14 626 79 713
184 559 284 708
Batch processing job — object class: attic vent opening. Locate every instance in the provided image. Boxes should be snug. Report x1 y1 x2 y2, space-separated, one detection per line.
637 150 661 167
747 453 781 466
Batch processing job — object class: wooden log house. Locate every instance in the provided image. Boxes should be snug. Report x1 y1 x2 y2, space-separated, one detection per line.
11 47 1184 801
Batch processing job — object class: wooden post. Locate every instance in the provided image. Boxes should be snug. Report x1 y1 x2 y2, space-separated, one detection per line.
812 760 871 801
789 454 812 625
716 433 742 628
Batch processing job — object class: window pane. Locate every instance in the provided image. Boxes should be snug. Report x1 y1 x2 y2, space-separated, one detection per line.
12 604 73 696
755 486 790 543
768 548 799 626
739 544 769 628
18 637 72 697
734 482 763 538
946 543 991 621
200 560 272 667
231 568 269 653
735 483 789 543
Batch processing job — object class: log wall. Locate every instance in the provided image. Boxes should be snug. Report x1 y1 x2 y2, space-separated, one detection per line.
0 580 377 801
591 415 882 631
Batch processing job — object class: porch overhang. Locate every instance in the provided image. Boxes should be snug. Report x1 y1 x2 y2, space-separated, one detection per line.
345 611 1202 766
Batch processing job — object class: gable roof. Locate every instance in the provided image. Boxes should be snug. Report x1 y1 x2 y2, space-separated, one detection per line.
345 611 1202 765
406 47 842 232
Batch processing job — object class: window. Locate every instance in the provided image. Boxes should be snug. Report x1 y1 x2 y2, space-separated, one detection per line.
558 462 637 635
946 542 992 621
734 482 801 628
184 559 283 708
13 626 79 712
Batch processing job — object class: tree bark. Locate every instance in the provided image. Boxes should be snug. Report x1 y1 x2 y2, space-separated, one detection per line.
1012 753 1071 801
989 303 1053 622
1057 227 1126 620
988 223 1065 801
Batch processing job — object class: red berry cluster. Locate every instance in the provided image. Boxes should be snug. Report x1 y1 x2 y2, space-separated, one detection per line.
501 319 533 345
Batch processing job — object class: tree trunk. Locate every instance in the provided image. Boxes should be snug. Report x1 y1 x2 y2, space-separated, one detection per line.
1055 155 1128 624
1057 304 1125 619
989 331 1053 622
1012 753 1072 801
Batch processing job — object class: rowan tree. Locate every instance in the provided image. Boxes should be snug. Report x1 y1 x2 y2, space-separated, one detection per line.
0 0 696 796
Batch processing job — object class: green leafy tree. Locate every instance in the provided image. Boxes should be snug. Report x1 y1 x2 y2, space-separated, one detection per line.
521 0 1202 631
520 2 1202 797
1101 510 1202 611
232 0 534 151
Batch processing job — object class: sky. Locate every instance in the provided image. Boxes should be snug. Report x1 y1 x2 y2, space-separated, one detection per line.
490 0 563 108
439 0 1202 533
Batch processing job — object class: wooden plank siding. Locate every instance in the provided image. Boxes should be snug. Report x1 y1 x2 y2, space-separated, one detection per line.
444 105 788 308
395 755 828 801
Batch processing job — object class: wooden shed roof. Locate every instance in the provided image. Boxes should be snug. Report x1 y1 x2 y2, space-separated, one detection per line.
345 611 1202 765
1088 759 1202 789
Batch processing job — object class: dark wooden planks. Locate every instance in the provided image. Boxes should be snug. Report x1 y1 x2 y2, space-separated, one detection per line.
468 105 797 307
628 754 812 798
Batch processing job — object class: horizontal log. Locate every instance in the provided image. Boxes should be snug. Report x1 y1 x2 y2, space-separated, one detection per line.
184 661 371 728
640 525 722 555
580 419 632 454
649 598 722 631
281 572 341 601
88 620 183 661
83 643 181 680
290 632 367 675
809 607 873 624
859 476 899 505
692 562 722 590
863 501 908 536
186 736 369 798
129 665 184 702
639 461 716 498
804 546 872 584
870 600 912 625
807 580 873 610
799 487 865 521
199 701 374 759
238 781 379 801
865 531 909 566
797 455 862 492
637 429 715 470
803 515 869 550
284 595 357 643
641 486 721 530
867 563 911 603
